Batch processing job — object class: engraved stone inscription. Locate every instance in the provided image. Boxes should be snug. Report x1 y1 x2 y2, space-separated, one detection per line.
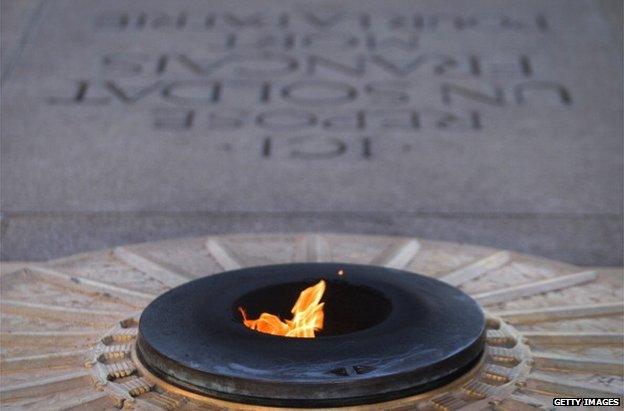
1 0 621 264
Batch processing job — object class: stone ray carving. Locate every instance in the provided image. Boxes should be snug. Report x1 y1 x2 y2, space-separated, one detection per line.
440 251 511 287
26 264 157 304
492 302 624 324
525 372 623 397
205 238 245 270
369 239 420 269
113 247 192 288
1 300 132 324
473 271 597 306
531 352 623 375
0 330 100 347
294 234 332 262
1 349 88 372
521 331 624 345
0 370 94 401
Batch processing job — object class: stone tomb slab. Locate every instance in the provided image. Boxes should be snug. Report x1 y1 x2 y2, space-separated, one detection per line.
1 0 622 264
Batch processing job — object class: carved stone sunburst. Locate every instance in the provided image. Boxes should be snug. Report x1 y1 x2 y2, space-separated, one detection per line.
1 234 622 410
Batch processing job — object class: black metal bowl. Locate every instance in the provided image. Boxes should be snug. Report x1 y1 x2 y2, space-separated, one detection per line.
136 263 486 407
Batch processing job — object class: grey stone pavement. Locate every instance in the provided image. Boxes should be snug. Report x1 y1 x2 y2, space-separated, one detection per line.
1 0 622 266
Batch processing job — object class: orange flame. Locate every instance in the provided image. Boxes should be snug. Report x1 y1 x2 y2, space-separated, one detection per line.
238 280 326 338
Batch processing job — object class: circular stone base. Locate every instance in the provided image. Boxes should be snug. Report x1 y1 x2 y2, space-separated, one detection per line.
0 233 622 410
